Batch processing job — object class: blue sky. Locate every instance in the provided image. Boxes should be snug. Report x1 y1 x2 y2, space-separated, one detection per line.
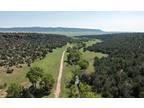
0 11 144 32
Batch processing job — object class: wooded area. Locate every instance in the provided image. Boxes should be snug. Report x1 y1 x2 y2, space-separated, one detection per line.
81 33 144 97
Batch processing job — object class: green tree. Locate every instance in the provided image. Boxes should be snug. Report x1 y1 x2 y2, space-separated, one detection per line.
40 74 55 93
78 60 89 70
69 85 79 98
67 50 81 65
79 83 97 98
67 47 72 53
69 83 97 98
26 67 44 88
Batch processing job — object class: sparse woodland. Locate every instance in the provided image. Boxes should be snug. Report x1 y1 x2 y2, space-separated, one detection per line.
0 33 70 73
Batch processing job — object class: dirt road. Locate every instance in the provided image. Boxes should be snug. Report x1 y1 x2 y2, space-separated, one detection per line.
54 50 65 98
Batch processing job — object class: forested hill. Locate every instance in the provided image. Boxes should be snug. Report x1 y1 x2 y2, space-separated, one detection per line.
0 33 70 69
80 33 144 98
0 27 104 34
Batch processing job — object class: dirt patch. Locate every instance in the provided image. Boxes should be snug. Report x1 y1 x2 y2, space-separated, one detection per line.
0 89 7 98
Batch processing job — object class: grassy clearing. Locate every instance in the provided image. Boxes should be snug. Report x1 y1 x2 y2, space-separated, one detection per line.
32 46 66 80
82 51 108 74
84 39 102 47
81 39 108 74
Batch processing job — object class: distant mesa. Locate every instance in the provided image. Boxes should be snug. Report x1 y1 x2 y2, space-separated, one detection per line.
0 27 104 34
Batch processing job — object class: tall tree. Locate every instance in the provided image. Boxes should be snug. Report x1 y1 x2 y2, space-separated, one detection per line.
26 67 43 88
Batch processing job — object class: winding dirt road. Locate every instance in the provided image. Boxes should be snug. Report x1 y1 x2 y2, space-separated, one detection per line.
54 50 65 98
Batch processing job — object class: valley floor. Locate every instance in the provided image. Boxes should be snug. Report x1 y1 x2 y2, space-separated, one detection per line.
0 39 107 98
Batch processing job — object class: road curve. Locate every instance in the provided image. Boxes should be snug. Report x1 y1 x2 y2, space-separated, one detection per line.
54 50 65 98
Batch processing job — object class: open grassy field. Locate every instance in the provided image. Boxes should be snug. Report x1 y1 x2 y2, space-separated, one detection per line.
31 46 66 81
0 65 29 88
60 39 108 97
81 39 108 74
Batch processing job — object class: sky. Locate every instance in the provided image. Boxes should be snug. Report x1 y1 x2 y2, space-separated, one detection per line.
0 11 144 32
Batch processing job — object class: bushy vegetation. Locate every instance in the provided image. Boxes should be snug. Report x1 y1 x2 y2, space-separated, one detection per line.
7 83 23 98
26 67 55 97
7 67 54 98
66 41 98 98
82 33 144 98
